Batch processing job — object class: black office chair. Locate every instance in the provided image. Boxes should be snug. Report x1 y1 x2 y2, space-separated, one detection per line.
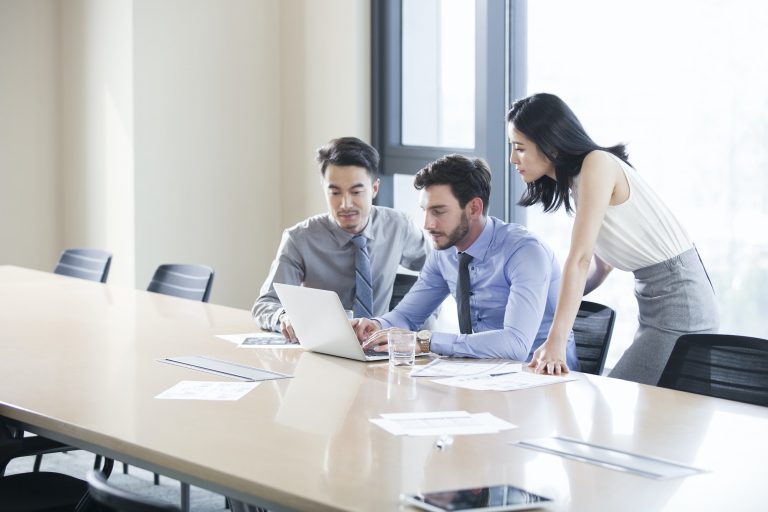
572 301 616 375
658 334 768 406
54 248 113 283
147 264 214 303
86 466 179 512
1 420 89 511
389 273 418 311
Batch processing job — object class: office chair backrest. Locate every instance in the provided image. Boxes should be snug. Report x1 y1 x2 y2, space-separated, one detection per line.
86 469 180 512
572 301 616 375
146 264 214 302
658 334 768 406
54 248 112 283
389 273 418 311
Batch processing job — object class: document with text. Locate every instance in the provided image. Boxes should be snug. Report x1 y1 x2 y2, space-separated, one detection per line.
410 359 522 378
155 380 259 401
216 332 302 348
370 410 516 436
432 371 576 391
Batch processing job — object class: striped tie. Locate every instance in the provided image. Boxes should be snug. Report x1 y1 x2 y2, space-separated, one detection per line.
351 235 373 318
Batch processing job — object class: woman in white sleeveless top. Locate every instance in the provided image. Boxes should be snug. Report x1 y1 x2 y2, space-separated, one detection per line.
505 93 718 385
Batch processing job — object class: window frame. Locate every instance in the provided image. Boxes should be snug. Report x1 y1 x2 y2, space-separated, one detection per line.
372 0 528 222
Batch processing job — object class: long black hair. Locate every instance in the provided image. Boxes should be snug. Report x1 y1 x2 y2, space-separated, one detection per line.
506 93 630 214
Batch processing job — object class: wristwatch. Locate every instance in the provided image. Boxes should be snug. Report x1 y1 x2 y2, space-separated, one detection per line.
416 329 432 354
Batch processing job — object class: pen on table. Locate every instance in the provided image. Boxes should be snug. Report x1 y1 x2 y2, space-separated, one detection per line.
488 371 517 377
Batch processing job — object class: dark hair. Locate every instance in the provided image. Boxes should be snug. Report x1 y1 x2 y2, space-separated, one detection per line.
316 137 380 180
506 93 630 214
414 154 491 215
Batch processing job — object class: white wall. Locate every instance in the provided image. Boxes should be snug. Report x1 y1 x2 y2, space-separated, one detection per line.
0 0 60 269
133 0 281 308
279 0 372 228
0 0 371 309
59 0 135 286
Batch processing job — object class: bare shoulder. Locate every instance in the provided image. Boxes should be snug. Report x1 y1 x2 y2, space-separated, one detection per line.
580 150 622 182
574 150 621 208
582 150 618 170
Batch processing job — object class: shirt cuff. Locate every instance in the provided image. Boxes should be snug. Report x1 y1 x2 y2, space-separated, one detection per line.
272 308 286 332
430 332 457 356
373 317 391 330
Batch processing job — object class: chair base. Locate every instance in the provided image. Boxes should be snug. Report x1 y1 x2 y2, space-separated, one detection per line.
0 471 87 512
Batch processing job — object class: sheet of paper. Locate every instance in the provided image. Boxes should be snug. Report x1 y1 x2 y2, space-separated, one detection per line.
515 437 706 479
410 359 522 378
371 410 516 436
432 371 575 391
215 332 302 348
155 380 259 401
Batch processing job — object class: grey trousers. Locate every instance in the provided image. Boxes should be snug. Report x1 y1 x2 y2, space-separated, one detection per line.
609 247 719 385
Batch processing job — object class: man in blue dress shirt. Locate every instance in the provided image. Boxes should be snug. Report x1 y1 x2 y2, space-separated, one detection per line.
354 154 579 368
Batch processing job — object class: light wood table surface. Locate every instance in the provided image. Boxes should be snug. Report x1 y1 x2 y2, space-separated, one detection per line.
1 265 766 511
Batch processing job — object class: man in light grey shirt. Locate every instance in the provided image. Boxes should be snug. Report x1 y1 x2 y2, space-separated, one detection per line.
252 137 429 340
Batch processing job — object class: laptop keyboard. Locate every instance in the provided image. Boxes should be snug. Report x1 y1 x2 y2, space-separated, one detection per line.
364 348 386 358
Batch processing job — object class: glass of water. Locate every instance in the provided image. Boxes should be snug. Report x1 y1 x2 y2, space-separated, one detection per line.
388 330 416 368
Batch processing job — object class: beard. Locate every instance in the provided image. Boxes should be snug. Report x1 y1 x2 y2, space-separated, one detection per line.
431 212 470 250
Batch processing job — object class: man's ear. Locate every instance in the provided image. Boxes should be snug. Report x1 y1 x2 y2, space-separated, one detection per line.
371 178 380 199
469 197 484 218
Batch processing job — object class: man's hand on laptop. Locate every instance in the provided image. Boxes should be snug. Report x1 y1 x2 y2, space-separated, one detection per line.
352 318 381 342
278 312 298 342
361 327 412 353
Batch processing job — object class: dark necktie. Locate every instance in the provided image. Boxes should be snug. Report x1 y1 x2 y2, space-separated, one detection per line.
457 252 473 334
351 235 373 318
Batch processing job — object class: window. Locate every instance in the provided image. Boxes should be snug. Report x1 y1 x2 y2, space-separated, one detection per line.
374 1 767 371
372 0 526 221
526 0 768 368
401 0 476 149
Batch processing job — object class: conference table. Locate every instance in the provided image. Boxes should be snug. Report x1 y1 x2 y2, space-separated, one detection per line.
1 265 766 511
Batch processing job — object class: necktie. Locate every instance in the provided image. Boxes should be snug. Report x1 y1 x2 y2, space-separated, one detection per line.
351 235 373 318
457 252 473 334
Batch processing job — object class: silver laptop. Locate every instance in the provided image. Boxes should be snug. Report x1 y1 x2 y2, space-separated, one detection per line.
273 283 388 361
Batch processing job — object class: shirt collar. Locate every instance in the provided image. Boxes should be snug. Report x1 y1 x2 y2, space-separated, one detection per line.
324 207 377 247
458 216 495 262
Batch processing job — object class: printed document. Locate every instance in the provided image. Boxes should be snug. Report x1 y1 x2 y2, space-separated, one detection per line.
432 371 576 391
155 380 259 401
410 359 522 378
216 332 301 348
370 410 516 436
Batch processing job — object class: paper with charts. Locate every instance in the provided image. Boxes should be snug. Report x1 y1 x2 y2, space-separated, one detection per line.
216 332 302 348
370 411 516 436
432 370 576 391
155 380 259 401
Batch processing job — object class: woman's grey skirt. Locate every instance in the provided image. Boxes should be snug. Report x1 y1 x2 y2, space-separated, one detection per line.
609 247 719 385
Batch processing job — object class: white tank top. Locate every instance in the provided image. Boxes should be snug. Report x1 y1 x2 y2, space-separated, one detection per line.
571 152 692 272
